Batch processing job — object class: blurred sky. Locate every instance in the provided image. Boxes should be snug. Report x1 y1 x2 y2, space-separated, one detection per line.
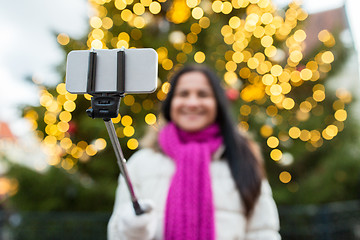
0 0 359 137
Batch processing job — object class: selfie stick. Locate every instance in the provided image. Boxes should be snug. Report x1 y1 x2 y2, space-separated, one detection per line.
85 50 144 215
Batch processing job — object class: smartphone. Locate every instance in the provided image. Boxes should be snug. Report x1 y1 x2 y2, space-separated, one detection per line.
65 48 158 94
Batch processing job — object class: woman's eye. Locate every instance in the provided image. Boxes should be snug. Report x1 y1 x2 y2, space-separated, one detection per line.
198 91 211 97
176 91 188 97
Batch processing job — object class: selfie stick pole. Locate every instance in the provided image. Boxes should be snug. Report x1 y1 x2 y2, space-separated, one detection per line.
86 50 144 215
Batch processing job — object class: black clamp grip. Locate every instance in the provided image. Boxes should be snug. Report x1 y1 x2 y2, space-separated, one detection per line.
86 95 121 121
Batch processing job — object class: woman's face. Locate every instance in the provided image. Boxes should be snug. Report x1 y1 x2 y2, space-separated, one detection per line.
170 71 217 132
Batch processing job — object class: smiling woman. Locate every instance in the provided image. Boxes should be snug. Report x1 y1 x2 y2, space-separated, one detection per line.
108 65 281 240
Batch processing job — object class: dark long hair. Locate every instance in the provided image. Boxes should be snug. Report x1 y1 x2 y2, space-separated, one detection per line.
161 65 264 217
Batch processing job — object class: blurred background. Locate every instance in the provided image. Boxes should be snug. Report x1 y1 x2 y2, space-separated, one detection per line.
1 0 360 239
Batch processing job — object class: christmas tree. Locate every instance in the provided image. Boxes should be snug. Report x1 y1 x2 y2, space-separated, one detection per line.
8 0 359 211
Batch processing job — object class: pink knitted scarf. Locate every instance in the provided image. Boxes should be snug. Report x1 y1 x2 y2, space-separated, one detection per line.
158 122 223 240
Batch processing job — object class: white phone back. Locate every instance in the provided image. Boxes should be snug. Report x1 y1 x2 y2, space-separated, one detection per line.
65 48 158 94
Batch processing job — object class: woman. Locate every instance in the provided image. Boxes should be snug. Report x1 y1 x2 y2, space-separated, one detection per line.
108 65 281 240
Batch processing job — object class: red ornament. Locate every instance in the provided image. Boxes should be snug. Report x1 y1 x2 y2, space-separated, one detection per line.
226 88 239 101
68 121 77 135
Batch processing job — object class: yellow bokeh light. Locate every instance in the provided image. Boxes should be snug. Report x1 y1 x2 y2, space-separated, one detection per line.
57 33 70 46
280 82 291 94
289 127 301 139
166 0 191 24
91 39 103 49
321 51 334 64
95 138 107 150
199 17 210 28
63 100 76 112
270 84 282 96
221 25 232 37
115 0 127 10
59 111 72 122
113 114 121 124
118 32 130 41
86 145 97 156
225 61 237 72
222 1 232 14
192 7 204 19
254 26 265 38
121 115 133 126
85 94 92 100
162 82 171 94
149 2 161 14
232 51 244 63
267 136 279 148
123 95 135 106
194 51 206 63
141 0 152 6
65 93 77 101
325 125 338 137
71 146 83 159
127 138 139 150
121 9 133 22
271 65 283 76
44 112 57 125
293 30 306 42
261 13 273 24
279 171 291 183
261 35 273 47
266 105 278 116
258 0 270 8
212 0 223 13
44 135 57 146
116 40 129 49
334 109 347 121
162 59 174 70
229 16 241 29
134 16 146 28
289 50 303 62
224 72 238 85
262 74 275 85
310 130 321 142
240 105 251 116
102 17 113 29
91 30 104 40
313 90 325 102
123 126 135 137
282 98 295 110
145 113 157 125
57 121 69 132
186 0 198 8
133 3 145 15
318 30 331 42
77 141 88 149
270 149 282 161
299 130 311 141
299 101 312 112
300 68 312 80
247 58 259 69
260 125 273 137
60 138 73 150
90 16 102 28
157 47 168 61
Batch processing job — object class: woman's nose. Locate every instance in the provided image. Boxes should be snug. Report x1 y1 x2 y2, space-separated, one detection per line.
185 94 200 106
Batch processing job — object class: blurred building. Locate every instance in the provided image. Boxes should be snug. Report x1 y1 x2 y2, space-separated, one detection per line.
0 121 47 174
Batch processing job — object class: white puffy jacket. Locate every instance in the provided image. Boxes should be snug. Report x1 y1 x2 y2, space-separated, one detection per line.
108 148 281 240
